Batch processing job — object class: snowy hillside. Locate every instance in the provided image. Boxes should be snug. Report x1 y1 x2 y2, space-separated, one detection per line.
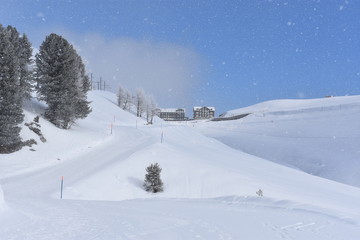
0 185 4 208
195 95 360 188
222 95 360 117
0 91 360 239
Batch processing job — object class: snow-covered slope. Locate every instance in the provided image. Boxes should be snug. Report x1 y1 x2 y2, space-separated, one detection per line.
0 185 4 207
0 91 145 179
195 95 360 188
0 91 360 239
222 95 360 117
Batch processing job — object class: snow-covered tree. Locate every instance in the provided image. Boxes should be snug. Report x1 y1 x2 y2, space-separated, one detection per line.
117 86 133 111
134 88 145 117
0 25 24 153
117 86 126 108
36 33 91 129
135 88 146 117
124 90 132 111
117 85 157 120
143 163 164 193
145 94 157 124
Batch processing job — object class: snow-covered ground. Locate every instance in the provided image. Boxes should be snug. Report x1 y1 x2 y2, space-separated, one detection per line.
195 96 360 188
0 185 4 209
0 91 360 239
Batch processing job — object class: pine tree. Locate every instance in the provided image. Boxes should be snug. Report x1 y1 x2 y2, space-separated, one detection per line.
256 189 263 197
5 27 34 101
74 55 92 119
18 33 34 100
0 25 24 153
144 163 164 193
36 33 91 129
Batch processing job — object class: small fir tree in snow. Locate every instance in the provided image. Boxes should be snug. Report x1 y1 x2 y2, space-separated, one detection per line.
256 189 263 197
144 163 164 193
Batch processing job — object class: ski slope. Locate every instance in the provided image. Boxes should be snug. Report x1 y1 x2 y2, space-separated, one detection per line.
195 96 360 187
0 91 360 239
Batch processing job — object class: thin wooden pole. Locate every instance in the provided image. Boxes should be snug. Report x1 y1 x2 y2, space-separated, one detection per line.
60 176 64 199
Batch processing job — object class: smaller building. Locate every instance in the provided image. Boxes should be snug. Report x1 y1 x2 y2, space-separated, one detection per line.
156 108 187 121
193 106 215 119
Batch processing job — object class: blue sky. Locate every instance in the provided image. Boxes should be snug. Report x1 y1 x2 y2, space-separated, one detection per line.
1 0 360 115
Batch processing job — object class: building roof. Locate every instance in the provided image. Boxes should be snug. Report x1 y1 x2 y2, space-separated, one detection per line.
193 106 215 111
158 108 185 113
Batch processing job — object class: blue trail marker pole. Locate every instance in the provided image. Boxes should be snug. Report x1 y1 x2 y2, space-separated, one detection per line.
60 176 64 199
161 131 163 144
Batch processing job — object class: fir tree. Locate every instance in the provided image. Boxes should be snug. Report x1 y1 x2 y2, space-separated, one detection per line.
144 163 164 193
18 33 34 100
74 55 91 119
0 25 24 153
256 189 263 197
36 33 91 129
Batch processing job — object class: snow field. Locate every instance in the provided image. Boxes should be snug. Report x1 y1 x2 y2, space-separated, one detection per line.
0 185 4 207
64 123 360 220
2 196 359 240
195 95 360 187
1 91 360 239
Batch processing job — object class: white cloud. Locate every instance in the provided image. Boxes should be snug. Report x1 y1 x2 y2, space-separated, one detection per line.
30 27 205 111
53 32 205 109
